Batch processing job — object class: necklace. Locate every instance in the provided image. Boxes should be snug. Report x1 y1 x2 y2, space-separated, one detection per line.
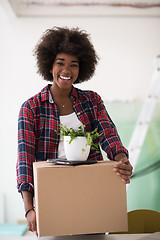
61 101 69 108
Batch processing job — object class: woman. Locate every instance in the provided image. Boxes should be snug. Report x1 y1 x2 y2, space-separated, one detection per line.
17 27 133 235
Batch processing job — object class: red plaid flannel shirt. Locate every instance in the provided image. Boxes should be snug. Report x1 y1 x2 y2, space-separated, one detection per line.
17 84 128 193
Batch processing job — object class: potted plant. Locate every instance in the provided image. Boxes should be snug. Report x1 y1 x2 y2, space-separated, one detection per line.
59 124 102 161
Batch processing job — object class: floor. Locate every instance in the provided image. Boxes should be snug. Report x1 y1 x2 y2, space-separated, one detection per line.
0 231 155 240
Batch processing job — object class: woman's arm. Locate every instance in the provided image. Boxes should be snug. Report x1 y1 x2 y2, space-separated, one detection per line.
17 102 35 193
93 94 132 183
17 102 37 234
22 191 37 235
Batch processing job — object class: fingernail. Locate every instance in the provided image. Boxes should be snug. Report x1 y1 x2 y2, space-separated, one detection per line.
113 165 118 168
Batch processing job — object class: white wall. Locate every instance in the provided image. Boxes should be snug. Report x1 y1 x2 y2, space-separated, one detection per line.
0 1 160 222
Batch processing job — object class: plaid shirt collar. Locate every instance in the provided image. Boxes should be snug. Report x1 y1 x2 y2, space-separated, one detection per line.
41 84 78 103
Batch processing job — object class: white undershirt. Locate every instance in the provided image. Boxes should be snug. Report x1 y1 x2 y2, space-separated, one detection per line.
58 112 83 159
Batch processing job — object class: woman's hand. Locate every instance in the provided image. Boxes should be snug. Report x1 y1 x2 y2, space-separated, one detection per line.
113 153 133 184
26 209 37 235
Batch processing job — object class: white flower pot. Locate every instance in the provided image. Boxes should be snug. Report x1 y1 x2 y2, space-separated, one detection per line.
63 136 91 161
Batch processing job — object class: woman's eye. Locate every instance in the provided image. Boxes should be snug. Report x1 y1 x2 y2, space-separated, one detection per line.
57 62 64 66
71 64 79 68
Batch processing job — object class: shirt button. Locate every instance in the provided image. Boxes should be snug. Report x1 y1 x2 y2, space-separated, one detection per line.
77 112 80 115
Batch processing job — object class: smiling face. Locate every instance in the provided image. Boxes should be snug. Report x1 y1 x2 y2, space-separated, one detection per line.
51 53 79 91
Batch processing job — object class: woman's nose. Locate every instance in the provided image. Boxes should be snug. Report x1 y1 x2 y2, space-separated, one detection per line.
63 65 71 73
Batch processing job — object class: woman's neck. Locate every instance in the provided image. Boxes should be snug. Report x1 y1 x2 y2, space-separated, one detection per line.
50 84 72 99
50 83 74 116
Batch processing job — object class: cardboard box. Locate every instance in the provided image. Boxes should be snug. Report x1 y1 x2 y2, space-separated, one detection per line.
33 161 128 237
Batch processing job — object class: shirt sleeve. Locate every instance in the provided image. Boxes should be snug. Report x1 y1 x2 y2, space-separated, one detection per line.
16 102 35 194
95 94 129 160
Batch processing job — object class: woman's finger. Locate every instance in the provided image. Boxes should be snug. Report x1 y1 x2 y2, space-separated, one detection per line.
113 168 132 176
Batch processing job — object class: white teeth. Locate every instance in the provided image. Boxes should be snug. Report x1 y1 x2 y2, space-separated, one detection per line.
60 75 71 80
